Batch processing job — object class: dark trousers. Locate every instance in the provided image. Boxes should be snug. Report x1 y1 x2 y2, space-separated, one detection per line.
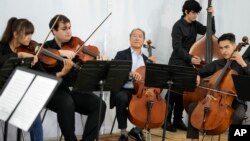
46 89 106 141
165 91 184 123
114 89 134 129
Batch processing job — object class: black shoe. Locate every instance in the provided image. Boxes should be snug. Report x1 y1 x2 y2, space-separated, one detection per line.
118 134 128 141
128 127 145 141
173 120 187 130
162 122 177 132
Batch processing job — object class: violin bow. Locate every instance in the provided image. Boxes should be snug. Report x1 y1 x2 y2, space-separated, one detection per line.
74 12 112 54
35 16 60 56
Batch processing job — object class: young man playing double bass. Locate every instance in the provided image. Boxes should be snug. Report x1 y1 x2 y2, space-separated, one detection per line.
163 0 215 132
110 28 156 141
186 33 249 141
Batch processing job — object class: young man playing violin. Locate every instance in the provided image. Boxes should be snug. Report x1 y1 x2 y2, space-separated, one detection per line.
110 28 156 141
42 14 106 141
186 33 250 141
0 17 43 141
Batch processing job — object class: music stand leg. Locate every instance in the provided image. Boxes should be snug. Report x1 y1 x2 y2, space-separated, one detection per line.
162 80 173 141
96 80 105 141
3 122 8 141
17 128 22 141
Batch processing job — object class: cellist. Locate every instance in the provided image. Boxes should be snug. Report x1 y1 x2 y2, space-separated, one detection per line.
163 0 216 132
186 33 249 141
110 28 156 141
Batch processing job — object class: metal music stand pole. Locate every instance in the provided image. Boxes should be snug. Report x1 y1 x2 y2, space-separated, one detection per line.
73 60 131 141
144 63 197 141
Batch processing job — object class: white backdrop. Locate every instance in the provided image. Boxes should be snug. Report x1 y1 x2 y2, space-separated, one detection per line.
1 0 250 140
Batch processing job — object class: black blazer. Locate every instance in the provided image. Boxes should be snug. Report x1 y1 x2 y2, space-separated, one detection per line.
110 47 148 109
114 47 148 61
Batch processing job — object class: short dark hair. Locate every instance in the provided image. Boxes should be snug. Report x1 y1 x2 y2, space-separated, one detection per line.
182 0 202 17
49 14 70 30
218 33 236 44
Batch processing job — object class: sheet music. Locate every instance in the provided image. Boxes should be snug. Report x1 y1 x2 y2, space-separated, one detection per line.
9 75 58 131
0 70 35 121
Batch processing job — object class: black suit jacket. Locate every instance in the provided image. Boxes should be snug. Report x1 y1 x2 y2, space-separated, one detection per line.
110 47 148 109
114 47 148 61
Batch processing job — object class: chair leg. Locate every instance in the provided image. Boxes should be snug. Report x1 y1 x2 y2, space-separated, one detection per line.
1 121 4 139
59 134 63 141
109 114 117 135
145 129 151 141
41 109 48 123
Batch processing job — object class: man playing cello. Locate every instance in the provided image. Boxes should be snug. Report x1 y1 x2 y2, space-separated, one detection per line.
186 33 249 141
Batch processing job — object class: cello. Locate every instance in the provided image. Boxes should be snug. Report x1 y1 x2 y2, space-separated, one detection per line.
183 0 223 112
128 40 167 129
190 39 249 135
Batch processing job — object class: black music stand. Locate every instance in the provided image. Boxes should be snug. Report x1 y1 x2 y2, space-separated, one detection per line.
0 57 32 141
0 57 32 91
229 74 250 141
1 67 61 141
232 74 250 101
144 63 197 141
73 60 131 141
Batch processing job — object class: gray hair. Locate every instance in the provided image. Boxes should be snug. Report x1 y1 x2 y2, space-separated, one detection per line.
129 28 145 39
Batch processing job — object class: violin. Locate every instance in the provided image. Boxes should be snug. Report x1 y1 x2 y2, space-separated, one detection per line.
128 40 167 129
17 40 80 69
60 36 100 62
59 13 113 62
17 40 37 54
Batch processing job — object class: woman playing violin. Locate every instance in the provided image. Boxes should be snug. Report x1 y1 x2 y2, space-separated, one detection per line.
187 33 250 141
0 17 43 141
42 14 106 141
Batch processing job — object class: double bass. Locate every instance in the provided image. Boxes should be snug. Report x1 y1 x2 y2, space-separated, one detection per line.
128 40 167 129
183 0 223 112
190 40 248 135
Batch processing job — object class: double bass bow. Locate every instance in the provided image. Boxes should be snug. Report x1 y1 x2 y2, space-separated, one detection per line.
128 40 167 129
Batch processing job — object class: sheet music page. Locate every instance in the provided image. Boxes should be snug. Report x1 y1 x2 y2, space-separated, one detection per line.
0 70 35 121
9 75 58 131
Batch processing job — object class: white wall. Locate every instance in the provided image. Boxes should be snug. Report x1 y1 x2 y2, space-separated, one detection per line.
1 0 250 140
